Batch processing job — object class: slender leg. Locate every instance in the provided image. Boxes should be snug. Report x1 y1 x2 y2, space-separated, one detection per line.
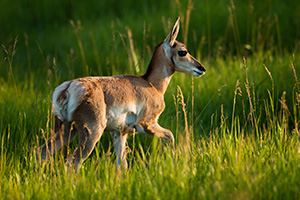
111 132 128 170
65 88 107 170
66 123 104 170
35 120 77 167
135 121 175 150
121 106 175 150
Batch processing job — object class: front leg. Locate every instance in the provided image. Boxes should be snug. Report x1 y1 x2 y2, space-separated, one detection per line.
110 132 128 170
131 121 175 150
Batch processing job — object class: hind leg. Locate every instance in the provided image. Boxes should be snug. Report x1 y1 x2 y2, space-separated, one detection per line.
35 116 77 167
66 97 107 170
66 122 105 170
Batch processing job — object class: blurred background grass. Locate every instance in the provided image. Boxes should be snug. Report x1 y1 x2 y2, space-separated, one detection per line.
0 0 299 78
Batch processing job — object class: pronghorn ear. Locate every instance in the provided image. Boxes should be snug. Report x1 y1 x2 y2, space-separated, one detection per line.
164 17 180 47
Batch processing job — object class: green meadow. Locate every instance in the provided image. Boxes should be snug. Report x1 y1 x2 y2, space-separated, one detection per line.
1 0 300 199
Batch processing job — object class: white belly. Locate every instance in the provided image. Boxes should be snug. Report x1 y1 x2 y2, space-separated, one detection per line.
105 103 143 131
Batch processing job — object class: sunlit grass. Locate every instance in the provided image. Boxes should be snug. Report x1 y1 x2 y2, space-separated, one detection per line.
1 122 300 199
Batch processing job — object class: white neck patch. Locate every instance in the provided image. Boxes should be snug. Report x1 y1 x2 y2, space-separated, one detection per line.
163 65 170 84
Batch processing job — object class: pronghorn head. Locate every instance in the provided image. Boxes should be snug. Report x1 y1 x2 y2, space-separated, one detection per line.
163 17 206 77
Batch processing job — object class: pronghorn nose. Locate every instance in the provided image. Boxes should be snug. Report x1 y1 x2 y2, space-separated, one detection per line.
198 64 206 72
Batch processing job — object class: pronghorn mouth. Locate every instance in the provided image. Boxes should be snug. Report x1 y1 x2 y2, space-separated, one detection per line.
193 70 204 76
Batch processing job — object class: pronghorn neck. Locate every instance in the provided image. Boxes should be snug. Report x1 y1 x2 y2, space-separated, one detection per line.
142 43 175 95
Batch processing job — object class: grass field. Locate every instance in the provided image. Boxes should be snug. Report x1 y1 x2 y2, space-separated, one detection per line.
1 0 300 199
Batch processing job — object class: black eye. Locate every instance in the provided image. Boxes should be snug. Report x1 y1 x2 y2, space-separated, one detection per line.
178 51 187 57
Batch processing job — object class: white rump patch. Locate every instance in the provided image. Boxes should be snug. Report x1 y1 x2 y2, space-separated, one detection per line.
52 81 70 120
52 80 87 121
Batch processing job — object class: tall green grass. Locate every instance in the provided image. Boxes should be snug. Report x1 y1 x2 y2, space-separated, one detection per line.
0 0 300 199
0 53 299 199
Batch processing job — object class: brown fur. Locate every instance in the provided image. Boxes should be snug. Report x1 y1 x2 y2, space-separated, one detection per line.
34 17 205 170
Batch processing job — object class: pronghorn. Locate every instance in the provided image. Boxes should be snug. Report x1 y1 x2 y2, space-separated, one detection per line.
35 17 206 170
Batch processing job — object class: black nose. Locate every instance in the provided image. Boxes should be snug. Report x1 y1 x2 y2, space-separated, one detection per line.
198 64 206 72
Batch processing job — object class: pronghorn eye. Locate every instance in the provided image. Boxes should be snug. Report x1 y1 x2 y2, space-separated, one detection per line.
178 51 187 57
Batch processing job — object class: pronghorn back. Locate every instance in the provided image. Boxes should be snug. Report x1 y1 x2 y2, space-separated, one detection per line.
53 76 164 131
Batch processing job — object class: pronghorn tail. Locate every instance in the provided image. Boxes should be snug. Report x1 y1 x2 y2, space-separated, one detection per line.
52 80 87 122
